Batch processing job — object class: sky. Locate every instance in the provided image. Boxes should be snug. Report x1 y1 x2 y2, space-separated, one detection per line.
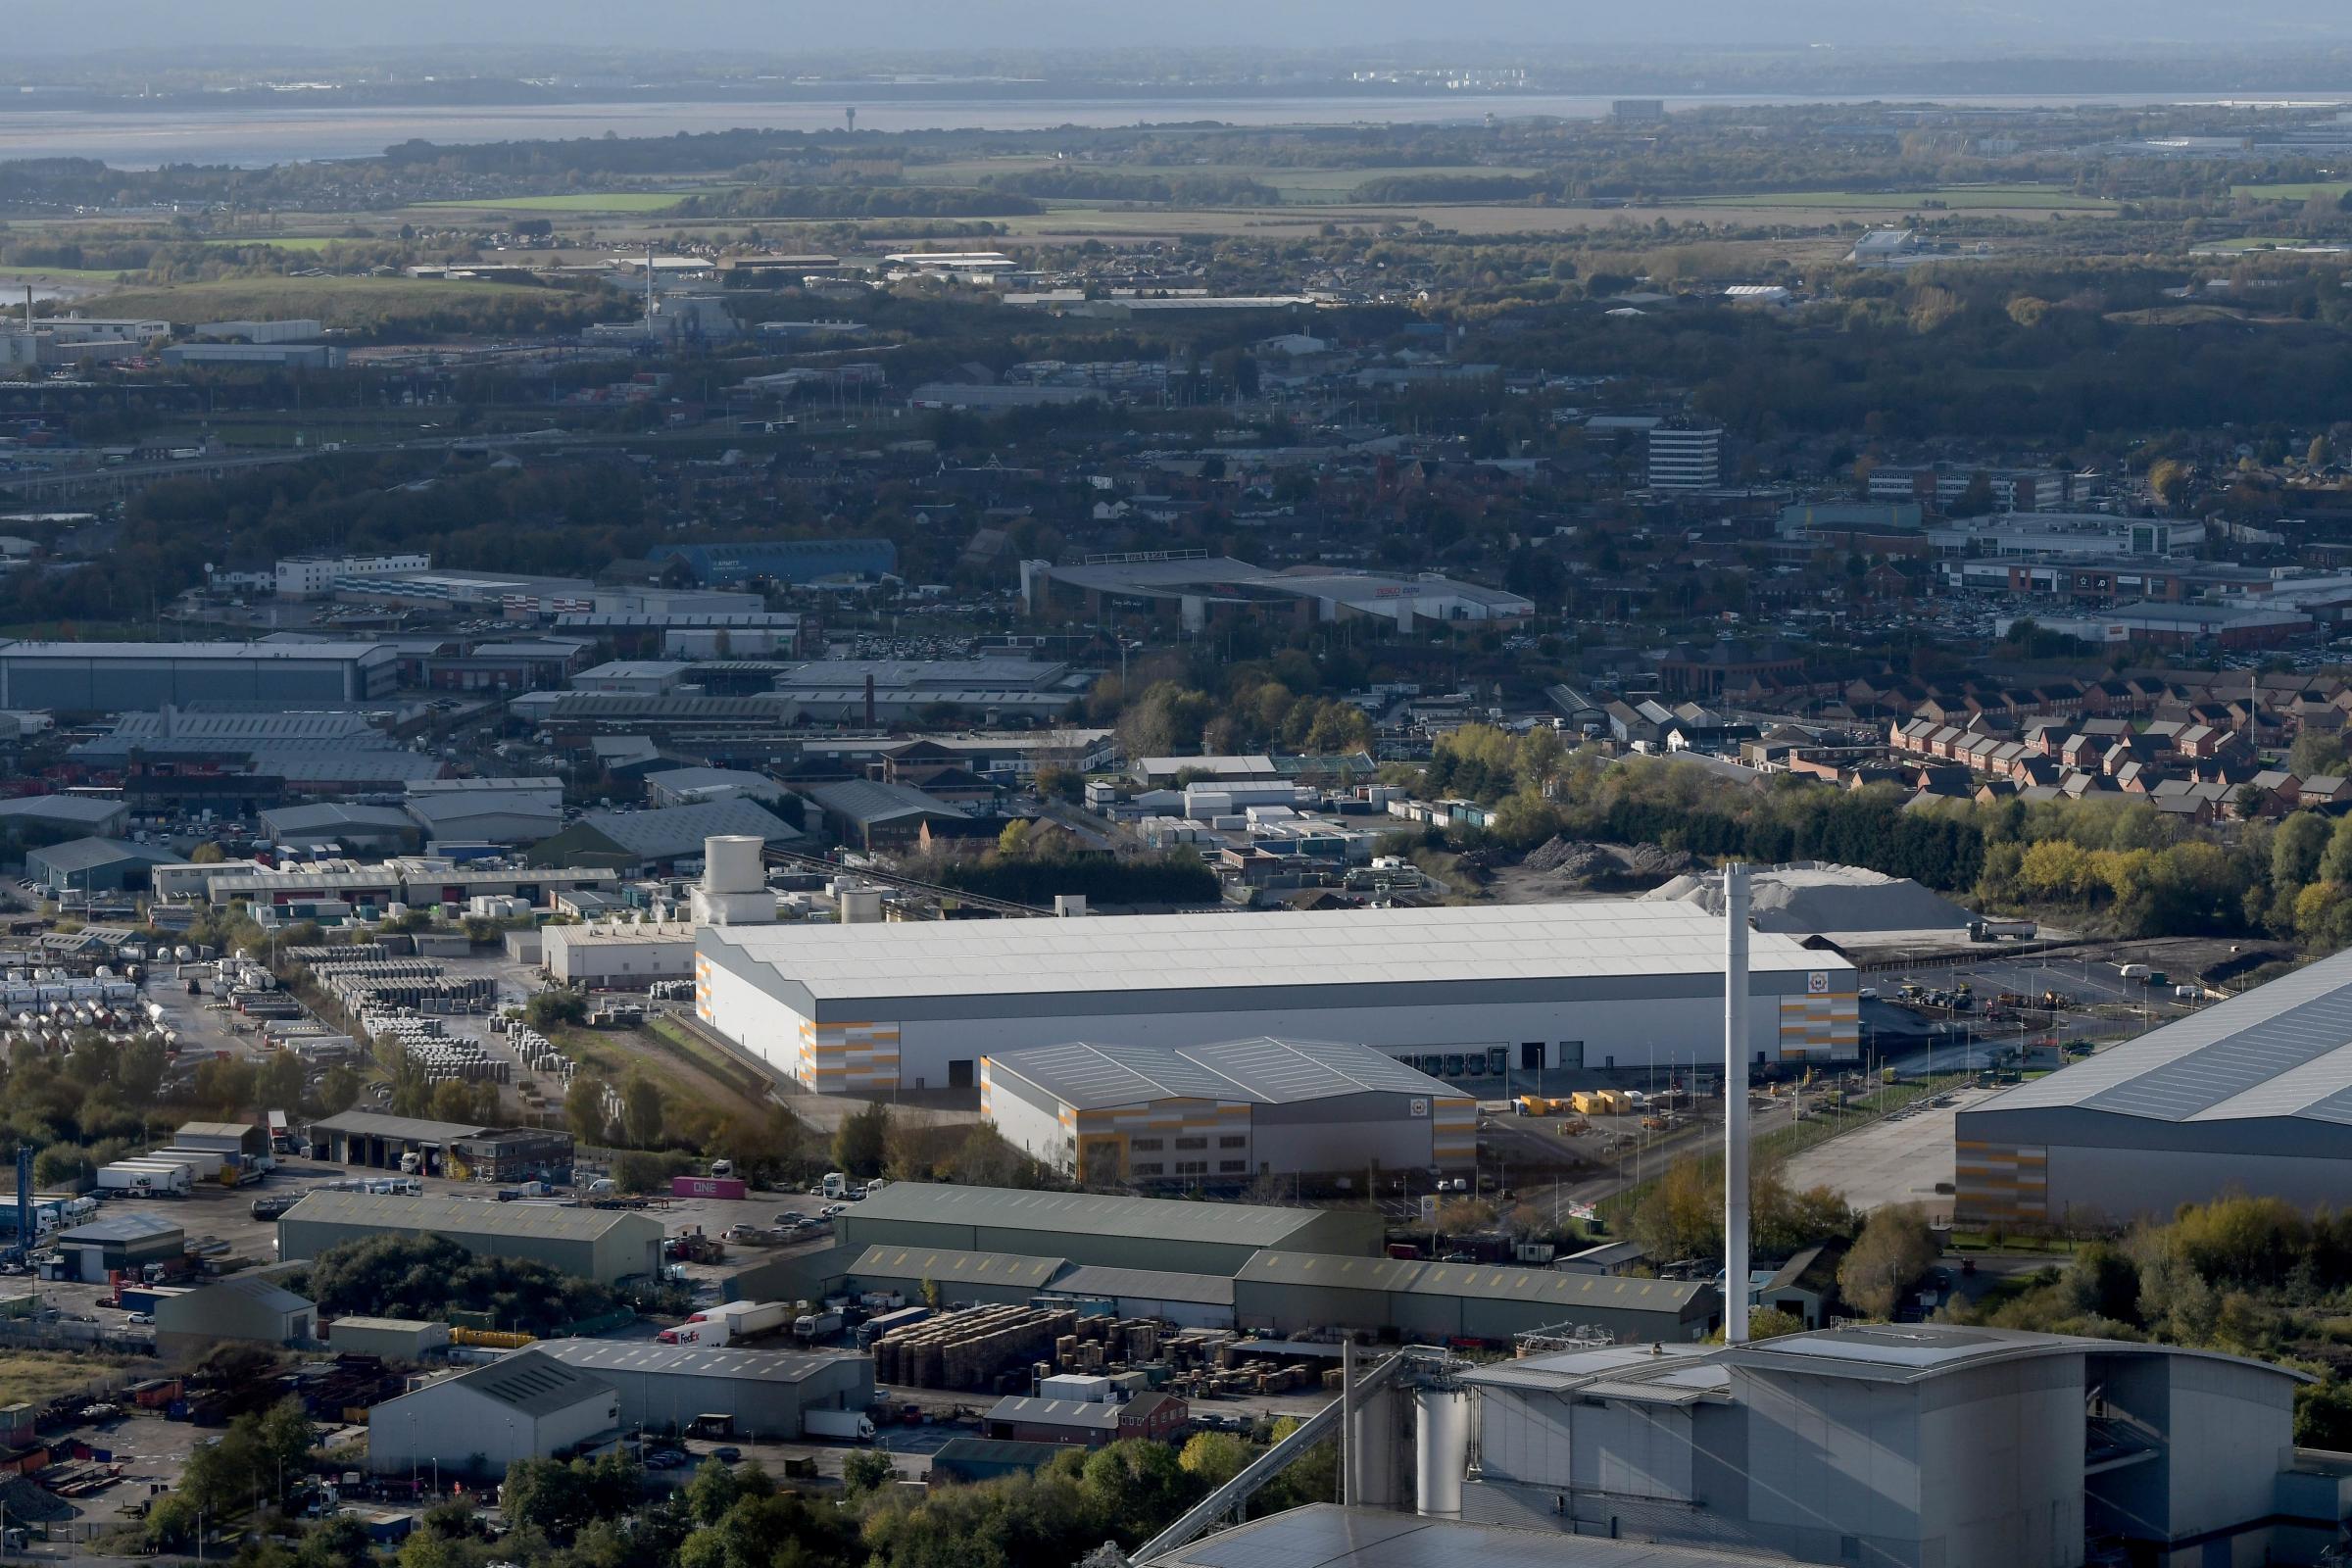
17 1 2352 58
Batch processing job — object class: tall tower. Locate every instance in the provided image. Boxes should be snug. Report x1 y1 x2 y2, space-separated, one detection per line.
1722 862 1751 1344
845 106 857 133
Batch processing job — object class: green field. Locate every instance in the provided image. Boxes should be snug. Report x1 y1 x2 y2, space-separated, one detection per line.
1689 183 2116 211
2233 180 2352 202
421 191 705 213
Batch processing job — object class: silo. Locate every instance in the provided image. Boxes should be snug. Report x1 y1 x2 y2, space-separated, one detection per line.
1414 1386 1471 1519
704 836 765 895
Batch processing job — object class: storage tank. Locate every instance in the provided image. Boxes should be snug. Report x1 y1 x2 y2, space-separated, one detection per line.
1415 1386 1471 1519
704 835 765 896
839 886 883 924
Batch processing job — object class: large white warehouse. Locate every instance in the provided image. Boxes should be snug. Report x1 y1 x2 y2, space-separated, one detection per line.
1957 946 2352 1228
696 903 1859 1096
984 1037 1477 1182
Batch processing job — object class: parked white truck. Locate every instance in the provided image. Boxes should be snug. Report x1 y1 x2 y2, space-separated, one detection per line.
801 1409 877 1443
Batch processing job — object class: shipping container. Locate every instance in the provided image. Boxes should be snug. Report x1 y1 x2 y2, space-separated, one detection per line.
672 1175 749 1200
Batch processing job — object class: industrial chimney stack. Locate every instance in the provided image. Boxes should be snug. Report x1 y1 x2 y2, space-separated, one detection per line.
1723 861 1751 1345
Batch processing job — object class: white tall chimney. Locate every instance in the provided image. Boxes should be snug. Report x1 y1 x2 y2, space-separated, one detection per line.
1723 860 1751 1345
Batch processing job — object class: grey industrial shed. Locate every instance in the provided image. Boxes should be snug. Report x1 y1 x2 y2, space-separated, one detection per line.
529 1338 874 1440
153 1273 317 1359
1232 1250 1718 1345
25 836 179 895
326 1316 451 1361
1955 946 2352 1228
844 1246 1068 1306
1043 1263 1236 1330
836 1183 1383 1275
276 1191 662 1285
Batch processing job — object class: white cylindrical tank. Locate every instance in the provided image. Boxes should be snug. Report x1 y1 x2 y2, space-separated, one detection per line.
1415 1386 1471 1519
704 835 765 895
839 887 883 924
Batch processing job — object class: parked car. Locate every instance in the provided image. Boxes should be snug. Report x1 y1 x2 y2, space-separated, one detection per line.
126 1312 153 1326
712 1446 743 1464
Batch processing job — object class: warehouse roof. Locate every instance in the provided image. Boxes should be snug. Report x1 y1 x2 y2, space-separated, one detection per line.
308 1110 499 1143
280 1190 657 1243
407 776 564 796
533 1338 855 1385
0 795 125 825
1049 1263 1236 1307
1237 1251 1714 1315
0 639 393 662
701 902 1840 1004
846 1183 1343 1250
158 1274 311 1319
176 1121 263 1142
434 1348 616 1416
28 837 177 874
986 1395 1125 1431
990 1038 1454 1110
1972 947 2352 1125
804 777 969 827
1143 1504 1765 1568
59 1211 183 1245
850 1245 1067 1291
330 1315 442 1335
569 798 801 858
261 803 416 836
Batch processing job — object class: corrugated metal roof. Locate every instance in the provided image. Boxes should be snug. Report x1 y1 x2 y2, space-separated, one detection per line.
1975 947 2352 1124
574 798 799 858
533 1337 851 1385
1048 1263 1235 1306
849 1246 1065 1289
846 1183 1342 1249
703 902 1845 1003
308 1110 498 1142
985 1395 1122 1429
280 1190 658 1243
992 1038 1454 1111
59 1211 183 1245
430 1348 615 1416
1237 1251 1712 1312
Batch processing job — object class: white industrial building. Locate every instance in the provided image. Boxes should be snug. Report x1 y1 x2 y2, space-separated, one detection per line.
696 903 1859 1096
541 922 698 989
1956 946 2352 1228
984 1037 1476 1181
366 1348 621 1475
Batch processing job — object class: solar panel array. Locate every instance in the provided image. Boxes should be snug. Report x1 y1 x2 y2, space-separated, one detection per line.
1985 946 2352 1123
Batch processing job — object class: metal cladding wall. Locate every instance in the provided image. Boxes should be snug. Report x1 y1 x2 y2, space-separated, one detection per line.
698 919 1860 1097
534 1351 874 1440
1233 1271 1713 1346
1957 1102 2352 1228
835 1205 1380 1279
0 650 393 709
838 1215 1248 1276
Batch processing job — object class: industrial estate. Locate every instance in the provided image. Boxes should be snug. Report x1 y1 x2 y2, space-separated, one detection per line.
17 16 2352 1568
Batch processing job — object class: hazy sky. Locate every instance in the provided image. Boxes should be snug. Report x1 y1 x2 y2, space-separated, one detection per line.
17 0 2352 57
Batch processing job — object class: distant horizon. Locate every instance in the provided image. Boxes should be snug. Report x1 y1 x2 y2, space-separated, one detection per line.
16 2 2352 61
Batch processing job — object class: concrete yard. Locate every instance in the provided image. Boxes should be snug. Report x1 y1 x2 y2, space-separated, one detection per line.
1783 1085 1999 1217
